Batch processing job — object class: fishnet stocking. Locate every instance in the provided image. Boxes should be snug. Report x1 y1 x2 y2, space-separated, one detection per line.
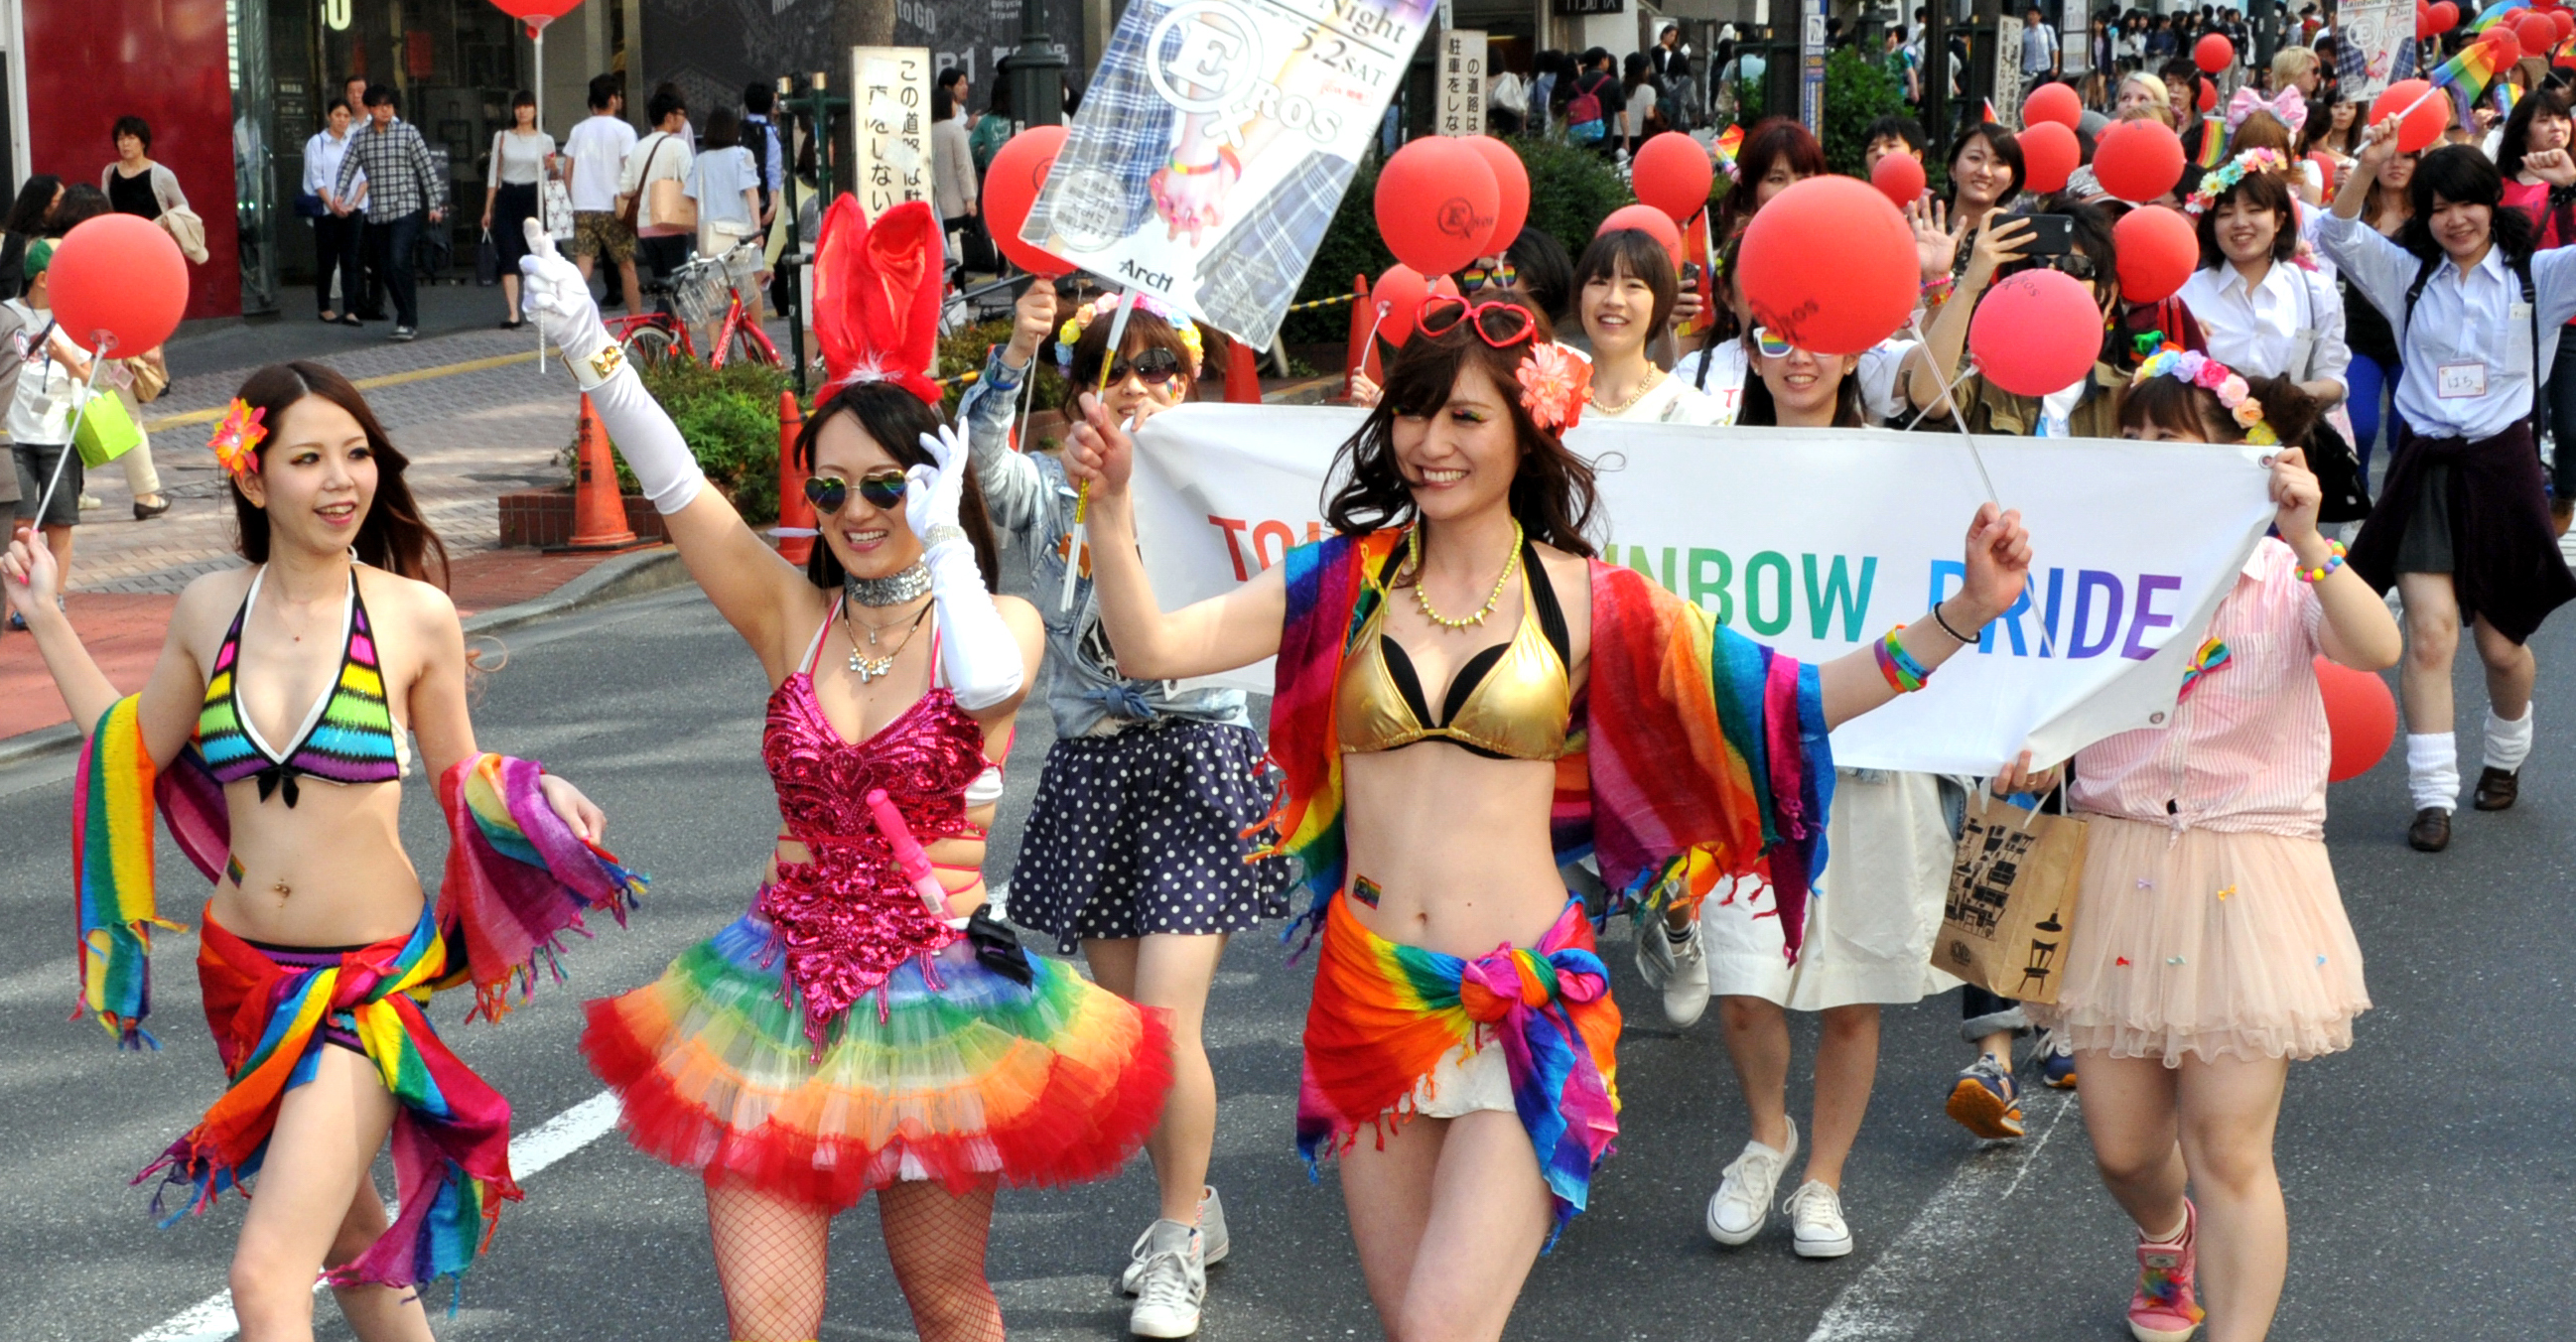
707 1175 832 1342
878 1178 1006 1342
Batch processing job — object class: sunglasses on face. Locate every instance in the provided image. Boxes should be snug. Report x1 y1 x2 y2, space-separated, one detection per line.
1749 326 1803 359
804 470 909 514
2035 253 2100 281
1106 347 1186 386
1417 295 1538 348
1458 261 1520 294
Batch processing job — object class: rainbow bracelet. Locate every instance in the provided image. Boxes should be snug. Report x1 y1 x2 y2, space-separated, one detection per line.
2294 539 2347 584
1874 627 1933 694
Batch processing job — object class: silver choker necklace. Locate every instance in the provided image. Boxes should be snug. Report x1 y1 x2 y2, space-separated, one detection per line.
846 562 932 606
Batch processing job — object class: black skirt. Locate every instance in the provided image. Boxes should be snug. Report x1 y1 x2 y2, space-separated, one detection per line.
492 183 541 266
2351 420 2576 644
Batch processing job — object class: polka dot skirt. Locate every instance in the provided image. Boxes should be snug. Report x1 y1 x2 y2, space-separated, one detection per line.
1008 719 1293 954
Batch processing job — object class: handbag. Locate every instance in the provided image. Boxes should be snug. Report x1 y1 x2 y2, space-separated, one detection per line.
72 386 144 469
475 228 501 286
125 354 168 405
294 191 330 219
2285 271 2372 523
1933 790 2091 1005
614 135 667 232
647 175 698 231
541 177 576 240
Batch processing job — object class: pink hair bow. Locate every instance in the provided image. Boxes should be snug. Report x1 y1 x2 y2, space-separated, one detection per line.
2226 84 2307 135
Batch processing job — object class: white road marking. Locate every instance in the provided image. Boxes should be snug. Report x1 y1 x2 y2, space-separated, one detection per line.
1801 1092 2076 1342
130 1089 622 1342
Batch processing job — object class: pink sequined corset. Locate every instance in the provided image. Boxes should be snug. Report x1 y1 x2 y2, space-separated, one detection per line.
758 671 990 1039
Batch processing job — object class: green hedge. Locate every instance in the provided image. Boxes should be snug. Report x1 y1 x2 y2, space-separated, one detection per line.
1719 50 1910 178
585 358 789 524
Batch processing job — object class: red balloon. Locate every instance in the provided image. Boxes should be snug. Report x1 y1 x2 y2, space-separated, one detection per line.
983 127 1075 278
1870 151 1928 208
2483 25 2525 65
2022 81 2085 131
2194 32 2235 72
2416 2 2437 37
1371 265 1459 347
2315 656 2397 783
2199 76 2220 113
1466 136 1531 257
2018 121 2082 195
2113 204 2198 303
2426 0 2459 32
1596 202 1686 265
1376 137 1500 278
2552 8 2573 42
488 0 582 23
1969 269 2102 396
49 213 186 355
2370 79 2450 153
2513 8 2559 52
2094 119 2187 201
1633 132 1716 225
1738 176 1917 357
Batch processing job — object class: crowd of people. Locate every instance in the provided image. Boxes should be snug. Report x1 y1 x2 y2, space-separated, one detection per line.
7 10 2570 1342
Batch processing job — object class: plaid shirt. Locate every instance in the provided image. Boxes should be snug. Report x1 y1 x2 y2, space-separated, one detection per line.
1191 152 1350 349
337 117 443 222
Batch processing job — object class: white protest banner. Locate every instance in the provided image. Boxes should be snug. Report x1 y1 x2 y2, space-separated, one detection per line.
2337 0 2414 102
1128 405 2275 775
1439 30 1488 135
853 46 933 215
1022 0 1440 348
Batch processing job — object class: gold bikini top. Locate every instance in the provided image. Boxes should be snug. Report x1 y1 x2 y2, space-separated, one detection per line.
1336 538 1572 761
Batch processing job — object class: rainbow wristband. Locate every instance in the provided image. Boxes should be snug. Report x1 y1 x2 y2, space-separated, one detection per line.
2294 540 2347 585
1874 627 1932 694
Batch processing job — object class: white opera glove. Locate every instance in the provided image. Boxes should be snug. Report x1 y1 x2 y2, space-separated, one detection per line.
518 218 704 514
910 423 1022 711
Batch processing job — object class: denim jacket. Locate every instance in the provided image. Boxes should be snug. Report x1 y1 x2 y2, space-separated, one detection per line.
961 346 1249 739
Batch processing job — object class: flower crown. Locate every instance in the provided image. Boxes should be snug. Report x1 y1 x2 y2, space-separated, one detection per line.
208 399 268 482
2132 342 2277 445
2184 147 2289 214
1053 291 1205 376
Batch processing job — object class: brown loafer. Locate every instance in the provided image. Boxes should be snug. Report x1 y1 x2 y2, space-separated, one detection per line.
2474 766 2520 812
2408 807 2452 852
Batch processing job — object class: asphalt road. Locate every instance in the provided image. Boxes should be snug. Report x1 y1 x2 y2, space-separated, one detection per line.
4 576 2572 1342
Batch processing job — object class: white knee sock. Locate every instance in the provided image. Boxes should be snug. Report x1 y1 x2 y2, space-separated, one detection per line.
2484 704 2535 773
2407 733 2460 812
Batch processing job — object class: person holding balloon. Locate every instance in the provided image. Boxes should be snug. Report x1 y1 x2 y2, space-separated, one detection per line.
2319 118 2576 852
5 240 92 613
1991 355 2396 1342
1057 275 2032 1340
1910 203 2138 437
958 280 1290 1340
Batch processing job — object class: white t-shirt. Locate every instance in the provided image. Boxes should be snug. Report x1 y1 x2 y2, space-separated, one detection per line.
564 114 637 212
5 299 81 446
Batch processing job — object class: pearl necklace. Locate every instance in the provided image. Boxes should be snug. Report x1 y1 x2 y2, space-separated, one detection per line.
1407 520 1524 629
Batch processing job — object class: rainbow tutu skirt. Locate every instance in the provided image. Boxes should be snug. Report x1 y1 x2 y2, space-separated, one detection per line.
582 909 1171 1207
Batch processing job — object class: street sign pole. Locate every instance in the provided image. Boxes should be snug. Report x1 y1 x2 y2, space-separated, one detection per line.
1801 0 1827 135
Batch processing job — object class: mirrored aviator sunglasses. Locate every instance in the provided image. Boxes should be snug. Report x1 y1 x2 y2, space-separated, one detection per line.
1417 295 1537 348
804 470 909 514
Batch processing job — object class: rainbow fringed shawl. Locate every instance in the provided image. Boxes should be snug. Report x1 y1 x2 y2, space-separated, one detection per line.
69 695 645 1289
1267 532 1831 959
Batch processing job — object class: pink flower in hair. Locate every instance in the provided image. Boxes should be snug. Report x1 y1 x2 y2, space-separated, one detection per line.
2214 374 2249 408
1517 343 1590 432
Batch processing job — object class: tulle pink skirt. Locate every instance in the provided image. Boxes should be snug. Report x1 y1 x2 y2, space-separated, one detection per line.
2040 816 2371 1066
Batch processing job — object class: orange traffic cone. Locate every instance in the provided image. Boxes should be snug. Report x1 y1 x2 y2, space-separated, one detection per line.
1225 336 1262 404
566 393 639 550
776 389 814 564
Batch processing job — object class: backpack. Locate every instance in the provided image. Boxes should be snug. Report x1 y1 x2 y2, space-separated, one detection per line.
742 115 775 215
1566 73 1609 144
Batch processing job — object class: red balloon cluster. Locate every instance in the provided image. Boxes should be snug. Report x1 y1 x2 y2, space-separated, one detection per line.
2113 204 2200 304
1372 265 1460 347
2370 78 2450 154
1969 269 2102 396
1596 202 1686 264
1466 136 1531 253
1738 176 1917 356
2023 82 2084 131
2420 0 2459 35
1871 151 1928 207
49 213 187 355
1377 137 1500 277
2513 8 2559 53
983 127 1075 277
2554 8 2576 44
1633 132 1715 225
2194 32 2235 72
2315 656 2397 783
2484 24 2525 65
2093 119 2187 202
2018 121 2082 195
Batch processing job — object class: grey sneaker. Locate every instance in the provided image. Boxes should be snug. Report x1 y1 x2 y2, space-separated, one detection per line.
1705 1118 1798 1247
1127 1219 1205 1339
1785 1179 1853 1259
1660 916 1710 1026
389 326 417 341
1124 1186 1227 1293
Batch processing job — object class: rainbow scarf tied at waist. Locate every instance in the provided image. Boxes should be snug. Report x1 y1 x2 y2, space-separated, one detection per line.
1265 532 1831 960
141 908 518 1289
1297 896 1619 1237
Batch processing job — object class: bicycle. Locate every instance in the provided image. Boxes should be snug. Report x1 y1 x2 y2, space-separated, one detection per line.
670 243 780 369
604 281 694 369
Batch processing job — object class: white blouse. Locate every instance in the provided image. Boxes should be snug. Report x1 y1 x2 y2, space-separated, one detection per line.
488 129 555 188
2179 260 2351 397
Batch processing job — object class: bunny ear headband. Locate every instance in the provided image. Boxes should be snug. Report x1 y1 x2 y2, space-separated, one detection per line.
811 197 944 404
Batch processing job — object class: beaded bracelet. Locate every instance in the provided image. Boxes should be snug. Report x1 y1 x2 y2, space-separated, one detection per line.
1874 627 1933 694
2294 539 2348 584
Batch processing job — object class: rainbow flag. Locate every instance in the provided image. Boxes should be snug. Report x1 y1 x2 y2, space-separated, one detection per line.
2430 32 2516 102
2499 80 2520 119
1712 122 1744 175
2198 113 2230 169
2468 0 2530 33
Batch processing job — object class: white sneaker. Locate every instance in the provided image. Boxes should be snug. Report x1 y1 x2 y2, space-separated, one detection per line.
1123 1186 1227 1293
1785 1179 1853 1259
1705 1118 1798 1247
1661 917 1710 1026
1127 1220 1205 1339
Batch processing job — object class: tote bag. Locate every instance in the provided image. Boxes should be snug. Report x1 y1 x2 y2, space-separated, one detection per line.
1934 791 2091 1005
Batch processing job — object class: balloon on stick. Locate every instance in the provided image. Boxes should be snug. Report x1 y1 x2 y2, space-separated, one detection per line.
1968 269 2102 396
2370 79 2450 153
2112 204 2200 303
487 0 585 129
2022 81 2085 130
2482 24 2524 65
1596 202 1687 264
1738 176 1917 356
1870 151 1927 207
2017 121 2082 194
2316 656 2397 783
1369 265 1459 348
1376 137 1500 277
1633 131 1716 224
50 213 187 355
984 127 1076 277
1465 136 1531 254
2195 32 2235 72
2093 119 2187 201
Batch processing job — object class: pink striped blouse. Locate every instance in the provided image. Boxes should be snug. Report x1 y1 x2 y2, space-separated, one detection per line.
2070 538 2331 840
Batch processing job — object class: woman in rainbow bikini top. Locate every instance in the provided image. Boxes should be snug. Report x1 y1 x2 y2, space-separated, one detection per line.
1062 293 2034 1341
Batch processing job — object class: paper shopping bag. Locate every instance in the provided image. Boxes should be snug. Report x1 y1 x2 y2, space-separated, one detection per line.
73 387 143 469
1933 792 2090 1006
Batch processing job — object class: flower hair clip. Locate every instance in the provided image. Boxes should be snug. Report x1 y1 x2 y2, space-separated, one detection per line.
1052 292 1205 374
2184 147 2289 214
1516 343 1590 432
2133 343 2276 445
208 399 268 482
